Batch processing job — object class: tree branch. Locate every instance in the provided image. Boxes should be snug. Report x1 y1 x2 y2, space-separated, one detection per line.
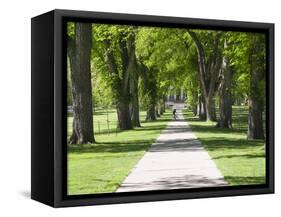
187 30 208 97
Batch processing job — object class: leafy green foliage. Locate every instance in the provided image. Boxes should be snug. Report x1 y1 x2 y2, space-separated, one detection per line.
223 32 266 105
67 22 267 111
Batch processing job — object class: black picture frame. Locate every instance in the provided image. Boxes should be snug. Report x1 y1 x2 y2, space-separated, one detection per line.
31 9 274 207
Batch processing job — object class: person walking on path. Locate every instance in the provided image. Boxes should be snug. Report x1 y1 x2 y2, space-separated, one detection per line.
173 108 177 119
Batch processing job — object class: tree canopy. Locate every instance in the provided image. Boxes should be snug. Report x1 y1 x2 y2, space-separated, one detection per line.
67 22 266 143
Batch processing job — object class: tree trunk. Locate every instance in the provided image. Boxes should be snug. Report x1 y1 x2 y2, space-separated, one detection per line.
103 32 136 130
192 105 197 116
248 98 264 139
198 95 207 121
146 105 157 121
130 93 141 127
130 47 141 127
156 104 161 117
159 106 164 115
217 47 233 128
159 99 165 115
187 30 222 122
117 99 133 130
68 23 94 144
140 63 158 122
205 96 216 121
145 89 158 121
247 35 265 140
159 96 166 114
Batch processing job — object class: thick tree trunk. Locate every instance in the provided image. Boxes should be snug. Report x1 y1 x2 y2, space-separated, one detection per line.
217 52 233 128
159 96 166 115
130 85 141 127
217 87 233 128
247 35 265 139
130 95 141 127
145 91 158 121
159 101 164 115
190 89 198 116
198 95 207 121
68 23 94 144
159 106 164 115
140 63 158 122
155 104 161 117
117 99 133 130
192 105 197 116
103 32 136 130
130 49 141 127
248 98 264 139
205 96 216 121
118 34 134 130
161 96 166 113
146 105 157 121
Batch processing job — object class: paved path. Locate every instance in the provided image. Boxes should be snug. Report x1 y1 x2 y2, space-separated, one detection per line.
117 109 227 192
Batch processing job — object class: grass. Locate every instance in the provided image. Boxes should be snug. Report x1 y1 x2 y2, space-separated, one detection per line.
183 106 266 186
67 109 119 138
68 105 266 195
67 110 171 195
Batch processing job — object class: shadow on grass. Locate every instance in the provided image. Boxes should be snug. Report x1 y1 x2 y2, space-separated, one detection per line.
224 176 266 185
134 124 169 132
200 137 264 151
68 140 154 154
213 153 265 160
94 129 120 136
141 118 172 123
183 107 249 131
188 124 247 134
183 115 203 122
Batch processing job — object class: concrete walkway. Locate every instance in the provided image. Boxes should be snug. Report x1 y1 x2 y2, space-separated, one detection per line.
116 109 227 192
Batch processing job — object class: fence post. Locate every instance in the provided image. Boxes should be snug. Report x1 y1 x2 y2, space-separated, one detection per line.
107 120 110 135
238 114 240 130
107 107 110 135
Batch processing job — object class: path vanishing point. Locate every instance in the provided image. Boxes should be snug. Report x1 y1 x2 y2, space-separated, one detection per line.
117 105 228 192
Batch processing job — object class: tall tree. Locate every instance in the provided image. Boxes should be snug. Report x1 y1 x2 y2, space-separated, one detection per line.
247 34 265 139
96 26 138 130
129 37 141 127
197 93 207 120
217 40 233 128
140 63 158 121
182 42 201 117
226 32 265 139
187 30 223 121
67 23 95 144
103 39 132 130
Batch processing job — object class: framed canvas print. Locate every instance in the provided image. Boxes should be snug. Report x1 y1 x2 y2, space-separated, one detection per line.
31 9 274 207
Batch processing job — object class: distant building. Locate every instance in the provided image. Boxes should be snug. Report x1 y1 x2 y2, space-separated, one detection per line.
166 87 186 107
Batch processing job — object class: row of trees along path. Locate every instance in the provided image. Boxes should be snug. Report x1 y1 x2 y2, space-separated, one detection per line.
67 23 266 145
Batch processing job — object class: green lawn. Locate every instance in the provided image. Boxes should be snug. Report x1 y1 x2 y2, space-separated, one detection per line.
67 108 120 138
183 106 266 186
67 110 171 195
68 106 266 195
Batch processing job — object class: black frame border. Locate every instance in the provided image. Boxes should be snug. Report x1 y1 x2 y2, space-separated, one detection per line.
53 9 274 207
